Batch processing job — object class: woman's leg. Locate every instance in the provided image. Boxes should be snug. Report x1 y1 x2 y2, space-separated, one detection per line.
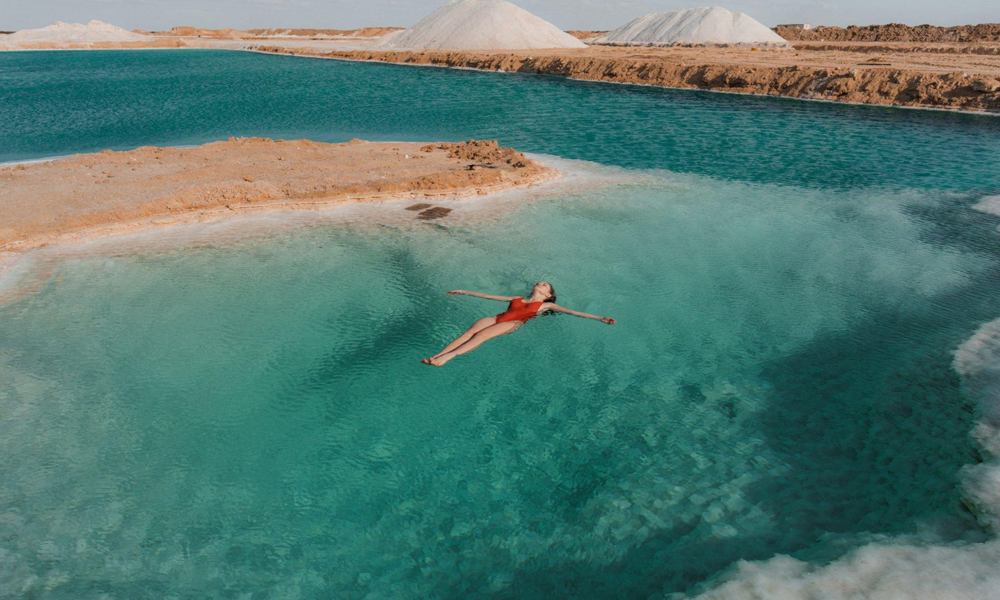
424 316 496 362
430 322 521 366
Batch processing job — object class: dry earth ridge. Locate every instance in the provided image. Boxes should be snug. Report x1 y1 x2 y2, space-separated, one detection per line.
253 45 1000 113
0 138 554 251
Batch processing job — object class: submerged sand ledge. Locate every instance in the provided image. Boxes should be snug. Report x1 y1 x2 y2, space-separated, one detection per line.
0 137 556 252
253 45 1000 114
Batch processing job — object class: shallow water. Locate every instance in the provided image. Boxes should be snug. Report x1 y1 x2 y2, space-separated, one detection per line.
2 50 1000 600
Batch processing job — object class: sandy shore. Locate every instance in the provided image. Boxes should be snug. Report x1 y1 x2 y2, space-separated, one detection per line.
251 42 1000 113
0 138 555 253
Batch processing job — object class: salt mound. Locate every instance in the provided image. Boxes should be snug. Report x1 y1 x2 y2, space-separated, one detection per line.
380 0 586 50
4 20 152 43
974 195 1000 218
593 7 789 47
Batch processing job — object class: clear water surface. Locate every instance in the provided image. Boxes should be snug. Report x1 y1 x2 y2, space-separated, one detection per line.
2 50 1000 600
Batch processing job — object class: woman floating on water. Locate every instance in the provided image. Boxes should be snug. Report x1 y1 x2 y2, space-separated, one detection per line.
421 282 616 367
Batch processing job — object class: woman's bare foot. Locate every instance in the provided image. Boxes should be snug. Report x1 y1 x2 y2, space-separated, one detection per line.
430 354 454 366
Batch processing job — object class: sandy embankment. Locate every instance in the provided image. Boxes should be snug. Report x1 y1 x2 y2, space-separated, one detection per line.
0 39 192 50
244 27 403 38
145 26 403 39
3 21 999 113
141 26 404 48
774 23 1000 43
0 138 555 253
252 43 1000 113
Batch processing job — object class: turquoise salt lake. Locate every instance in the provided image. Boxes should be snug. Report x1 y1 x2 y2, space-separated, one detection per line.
1 50 1000 599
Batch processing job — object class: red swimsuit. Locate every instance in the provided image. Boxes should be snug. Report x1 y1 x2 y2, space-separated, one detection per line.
496 297 545 324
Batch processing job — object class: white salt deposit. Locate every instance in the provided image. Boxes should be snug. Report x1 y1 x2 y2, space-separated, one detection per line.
379 0 586 50
955 317 1000 529
683 217 1000 600
593 7 789 47
3 20 152 43
685 540 1000 600
973 195 1000 218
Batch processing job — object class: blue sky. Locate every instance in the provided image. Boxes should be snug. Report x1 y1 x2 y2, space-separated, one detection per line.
3 0 997 32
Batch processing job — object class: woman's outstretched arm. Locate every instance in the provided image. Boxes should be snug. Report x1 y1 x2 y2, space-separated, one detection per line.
544 303 617 324
447 290 519 302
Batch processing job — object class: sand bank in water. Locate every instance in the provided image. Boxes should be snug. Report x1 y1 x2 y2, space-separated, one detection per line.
0 138 556 252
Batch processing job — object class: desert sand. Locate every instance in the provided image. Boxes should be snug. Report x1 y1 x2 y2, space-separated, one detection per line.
0 138 554 252
775 23 1000 43
145 26 403 40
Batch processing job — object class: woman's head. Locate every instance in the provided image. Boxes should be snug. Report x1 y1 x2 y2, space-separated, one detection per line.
531 281 556 303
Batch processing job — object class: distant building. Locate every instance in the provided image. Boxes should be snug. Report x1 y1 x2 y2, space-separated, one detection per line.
777 23 813 30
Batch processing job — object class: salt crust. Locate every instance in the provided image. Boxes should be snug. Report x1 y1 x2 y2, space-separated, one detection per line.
683 193 1000 600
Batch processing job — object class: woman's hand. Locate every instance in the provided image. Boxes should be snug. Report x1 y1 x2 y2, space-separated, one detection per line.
601 317 617 325
447 290 465 296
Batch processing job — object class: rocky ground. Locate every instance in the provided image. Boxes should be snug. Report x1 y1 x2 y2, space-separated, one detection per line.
775 23 1000 43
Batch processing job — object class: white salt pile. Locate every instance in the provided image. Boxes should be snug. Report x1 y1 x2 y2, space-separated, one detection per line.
974 195 1000 219
593 7 789 47
3 20 152 43
380 0 586 50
